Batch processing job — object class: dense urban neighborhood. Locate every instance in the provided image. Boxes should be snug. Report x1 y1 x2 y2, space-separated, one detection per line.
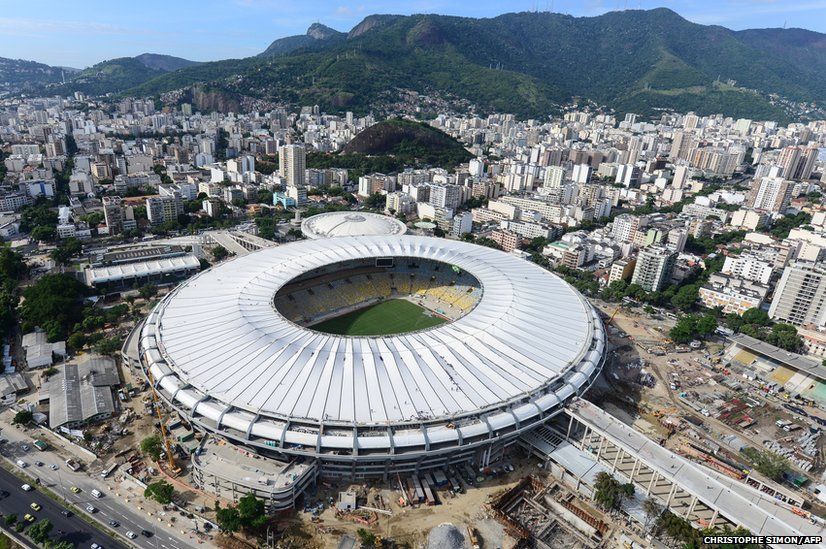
0 5 825 549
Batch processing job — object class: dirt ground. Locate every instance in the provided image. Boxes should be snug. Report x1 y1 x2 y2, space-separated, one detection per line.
296 462 540 549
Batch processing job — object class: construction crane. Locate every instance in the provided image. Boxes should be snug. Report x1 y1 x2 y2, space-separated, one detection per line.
146 368 180 476
608 306 621 324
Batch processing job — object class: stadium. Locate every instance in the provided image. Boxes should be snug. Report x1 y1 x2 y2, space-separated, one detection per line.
138 235 605 478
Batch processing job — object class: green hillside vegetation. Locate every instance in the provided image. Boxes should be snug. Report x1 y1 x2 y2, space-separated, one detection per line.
21 9 826 120
51 57 167 96
305 119 472 179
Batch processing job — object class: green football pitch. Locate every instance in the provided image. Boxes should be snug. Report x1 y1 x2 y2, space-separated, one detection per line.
310 298 446 336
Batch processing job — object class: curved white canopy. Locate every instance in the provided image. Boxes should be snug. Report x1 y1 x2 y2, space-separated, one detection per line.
147 235 597 427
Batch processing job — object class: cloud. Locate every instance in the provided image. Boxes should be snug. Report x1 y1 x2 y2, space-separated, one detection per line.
0 18 123 34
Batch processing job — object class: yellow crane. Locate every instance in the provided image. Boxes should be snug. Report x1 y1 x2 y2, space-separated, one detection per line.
146 368 180 476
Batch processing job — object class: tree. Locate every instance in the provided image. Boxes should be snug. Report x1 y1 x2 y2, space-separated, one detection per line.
671 284 699 311
51 541 74 549
49 238 83 265
140 435 163 461
144 480 175 504
19 274 87 340
765 323 802 352
742 447 788 481
669 316 697 344
28 519 53 544
741 307 770 326
356 528 377 547
139 284 158 301
94 336 122 356
30 225 56 242
211 245 229 261
364 193 385 210
237 493 267 529
12 410 33 425
642 498 662 534
215 504 241 535
593 472 633 511
695 314 718 337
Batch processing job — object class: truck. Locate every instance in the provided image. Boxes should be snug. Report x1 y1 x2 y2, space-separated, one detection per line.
65 459 81 472
32 440 48 451
100 462 119 479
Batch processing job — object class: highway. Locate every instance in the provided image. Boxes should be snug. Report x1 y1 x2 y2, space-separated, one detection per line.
0 465 121 548
0 427 206 549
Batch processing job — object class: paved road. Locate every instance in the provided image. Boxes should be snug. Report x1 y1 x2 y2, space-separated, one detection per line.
0 465 121 548
0 430 205 549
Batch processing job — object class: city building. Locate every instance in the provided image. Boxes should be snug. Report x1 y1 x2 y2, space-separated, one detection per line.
631 246 677 292
769 262 826 328
747 177 793 213
278 144 306 188
146 193 183 226
698 274 769 315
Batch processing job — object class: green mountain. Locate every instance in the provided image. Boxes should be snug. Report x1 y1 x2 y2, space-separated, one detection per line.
26 9 826 120
259 23 345 56
0 58 78 93
306 119 472 178
342 119 472 162
43 53 198 97
134 53 198 72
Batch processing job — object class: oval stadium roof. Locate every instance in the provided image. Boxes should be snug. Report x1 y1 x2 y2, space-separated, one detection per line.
142 236 603 431
301 211 407 239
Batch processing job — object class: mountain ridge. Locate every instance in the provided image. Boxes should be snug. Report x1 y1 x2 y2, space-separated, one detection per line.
6 9 825 121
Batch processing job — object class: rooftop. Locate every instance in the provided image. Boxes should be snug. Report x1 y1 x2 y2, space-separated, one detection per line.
301 211 407 239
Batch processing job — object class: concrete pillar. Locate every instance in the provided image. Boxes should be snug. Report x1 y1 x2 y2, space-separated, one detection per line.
580 426 590 450
665 483 678 507
611 448 623 473
566 414 575 440
630 457 641 482
685 495 698 519
646 471 658 496
709 509 718 529
596 434 606 459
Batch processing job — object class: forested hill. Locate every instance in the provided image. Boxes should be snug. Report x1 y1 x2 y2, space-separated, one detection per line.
13 9 826 120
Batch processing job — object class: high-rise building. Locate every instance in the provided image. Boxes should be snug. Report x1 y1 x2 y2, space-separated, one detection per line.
769 262 826 328
146 193 183 226
631 246 677 292
608 258 636 284
572 164 592 184
776 145 818 181
103 196 125 234
278 144 306 188
429 184 461 210
543 166 565 188
747 176 793 213
667 227 688 253
612 214 645 243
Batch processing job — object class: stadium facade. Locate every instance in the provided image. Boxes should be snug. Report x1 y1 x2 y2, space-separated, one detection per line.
138 235 605 479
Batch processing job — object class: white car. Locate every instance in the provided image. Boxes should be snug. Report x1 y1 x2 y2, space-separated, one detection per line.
49 464 58 470
86 505 97 513
91 489 103 499
16 460 27 468
125 531 137 539
21 484 32 491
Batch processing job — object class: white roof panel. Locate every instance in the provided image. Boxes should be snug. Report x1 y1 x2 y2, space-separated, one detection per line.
147 235 596 427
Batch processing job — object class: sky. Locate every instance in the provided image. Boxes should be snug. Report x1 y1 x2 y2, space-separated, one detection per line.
2 0 825 68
